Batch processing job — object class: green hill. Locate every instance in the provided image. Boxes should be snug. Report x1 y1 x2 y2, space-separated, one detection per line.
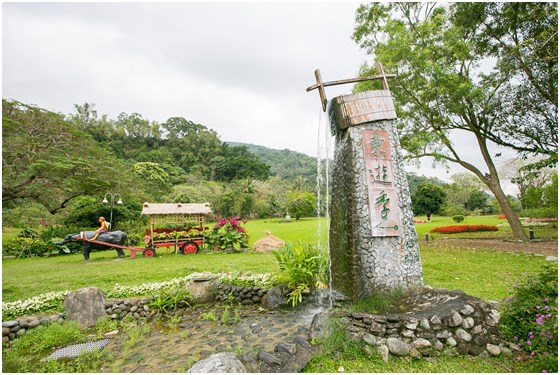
227 142 317 181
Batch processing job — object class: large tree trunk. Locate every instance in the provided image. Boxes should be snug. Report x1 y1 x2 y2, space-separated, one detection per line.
436 124 529 242
485 179 529 241
470 129 529 242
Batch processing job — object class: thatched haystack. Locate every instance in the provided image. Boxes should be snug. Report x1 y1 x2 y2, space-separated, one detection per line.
252 231 285 253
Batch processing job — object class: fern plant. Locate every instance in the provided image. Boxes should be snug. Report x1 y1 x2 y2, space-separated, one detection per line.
273 242 328 306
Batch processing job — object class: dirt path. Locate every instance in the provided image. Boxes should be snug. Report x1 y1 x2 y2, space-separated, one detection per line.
434 238 558 257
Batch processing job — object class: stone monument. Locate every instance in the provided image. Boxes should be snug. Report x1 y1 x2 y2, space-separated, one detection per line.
307 64 423 300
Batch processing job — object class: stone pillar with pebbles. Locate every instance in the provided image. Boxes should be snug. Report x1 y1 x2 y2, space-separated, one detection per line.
328 90 423 300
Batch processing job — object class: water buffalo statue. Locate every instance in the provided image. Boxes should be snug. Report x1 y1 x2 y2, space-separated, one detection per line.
59 231 127 261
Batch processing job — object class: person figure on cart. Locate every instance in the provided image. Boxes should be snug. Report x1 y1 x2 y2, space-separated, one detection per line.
90 216 110 241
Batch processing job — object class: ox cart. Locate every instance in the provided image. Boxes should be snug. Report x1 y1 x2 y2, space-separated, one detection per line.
140 202 212 257
60 202 212 259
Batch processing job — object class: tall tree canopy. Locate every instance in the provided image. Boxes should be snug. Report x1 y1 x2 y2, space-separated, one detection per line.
453 2 558 170
412 182 446 221
352 2 557 240
2 99 136 214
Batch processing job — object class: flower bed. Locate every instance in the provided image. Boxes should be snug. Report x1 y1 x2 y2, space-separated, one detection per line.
205 216 249 250
144 226 209 244
430 224 499 234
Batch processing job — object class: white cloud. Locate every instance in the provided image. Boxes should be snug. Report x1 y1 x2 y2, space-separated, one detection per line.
3 1 510 189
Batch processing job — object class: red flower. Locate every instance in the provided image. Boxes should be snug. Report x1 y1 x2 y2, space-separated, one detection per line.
430 225 499 234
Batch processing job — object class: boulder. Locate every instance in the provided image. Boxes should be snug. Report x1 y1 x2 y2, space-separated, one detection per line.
309 310 333 340
187 352 247 373
386 337 410 356
185 278 218 305
261 285 288 310
63 287 106 328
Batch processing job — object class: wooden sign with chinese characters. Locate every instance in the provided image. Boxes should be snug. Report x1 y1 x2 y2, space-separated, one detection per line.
363 129 401 236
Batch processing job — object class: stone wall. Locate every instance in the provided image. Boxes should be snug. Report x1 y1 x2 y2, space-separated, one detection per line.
2 314 65 343
104 297 152 320
311 288 515 359
216 285 269 305
329 94 423 300
2 284 272 343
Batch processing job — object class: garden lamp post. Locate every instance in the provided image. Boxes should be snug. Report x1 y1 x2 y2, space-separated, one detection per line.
102 192 122 230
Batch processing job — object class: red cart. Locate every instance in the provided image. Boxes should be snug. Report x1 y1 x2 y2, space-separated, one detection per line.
140 202 212 257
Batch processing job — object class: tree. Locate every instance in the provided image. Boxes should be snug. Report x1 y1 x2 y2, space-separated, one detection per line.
286 191 317 220
162 117 222 176
210 144 271 182
131 162 172 200
406 172 445 195
2 100 119 214
351 2 554 240
63 195 142 229
412 182 446 221
453 3 558 170
466 190 490 212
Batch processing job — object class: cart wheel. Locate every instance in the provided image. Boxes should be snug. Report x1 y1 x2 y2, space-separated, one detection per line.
143 247 156 257
180 241 199 255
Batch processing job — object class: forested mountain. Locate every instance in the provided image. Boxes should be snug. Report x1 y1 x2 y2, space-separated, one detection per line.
227 142 317 181
2 99 321 226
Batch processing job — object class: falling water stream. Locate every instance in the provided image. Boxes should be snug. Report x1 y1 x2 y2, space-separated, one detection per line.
316 100 334 309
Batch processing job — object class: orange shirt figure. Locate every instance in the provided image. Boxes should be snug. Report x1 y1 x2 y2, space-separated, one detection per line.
90 216 110 240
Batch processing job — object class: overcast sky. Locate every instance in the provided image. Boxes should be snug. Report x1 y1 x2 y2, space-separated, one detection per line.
2 2 517 190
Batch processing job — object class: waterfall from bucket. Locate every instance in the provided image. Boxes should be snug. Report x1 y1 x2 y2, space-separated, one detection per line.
316 100 334 308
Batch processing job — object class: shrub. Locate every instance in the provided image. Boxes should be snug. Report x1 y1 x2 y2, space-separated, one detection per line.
204 216 249 250
452 215 465 223
148 290 191 313
520 208 558 219
500 264 558 373
430 225 499 234
273 242 328 306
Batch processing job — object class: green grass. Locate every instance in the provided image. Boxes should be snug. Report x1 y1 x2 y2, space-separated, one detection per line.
244 217 327 246
2 215 553 303
2 252 278 302
303 349 533 373
419 244 548 301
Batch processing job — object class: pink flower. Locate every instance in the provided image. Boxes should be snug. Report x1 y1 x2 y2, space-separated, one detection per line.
527 341 532 345
531 352 536 357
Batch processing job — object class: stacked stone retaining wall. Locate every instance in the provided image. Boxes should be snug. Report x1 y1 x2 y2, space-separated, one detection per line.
311 288 516 359
2 314 65 343
215 285 269 305
3 284 272 343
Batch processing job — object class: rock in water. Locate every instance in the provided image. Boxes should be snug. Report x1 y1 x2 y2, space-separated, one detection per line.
187 352 247 373
63 287 105 328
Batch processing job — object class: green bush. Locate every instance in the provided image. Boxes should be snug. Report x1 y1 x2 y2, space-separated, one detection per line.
273 242 328 306
452 215 465 223
520 207 558 219
500 264 558 373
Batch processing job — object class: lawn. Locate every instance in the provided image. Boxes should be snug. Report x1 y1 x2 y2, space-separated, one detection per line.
2 216 551 302
2 215 555 374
